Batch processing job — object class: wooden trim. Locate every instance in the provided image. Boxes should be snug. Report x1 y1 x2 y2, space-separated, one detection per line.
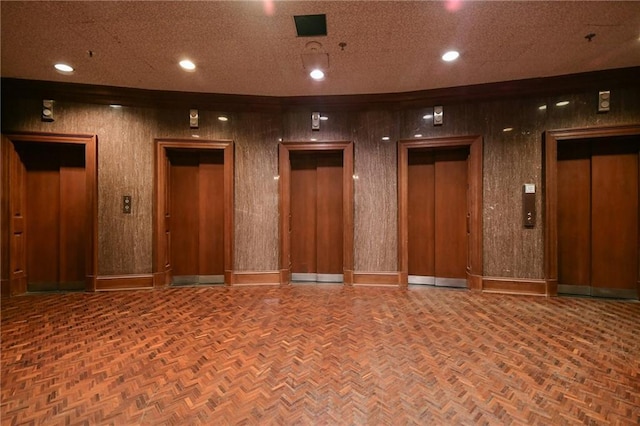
353 272 402 287
1 137 10 297
96 274 154 291
482 277 548 296
1 132 98 296
397 135 483 289
152 271 169 287
467 273 483 291
279 269 290 285
231 271 281 286
3 67 639 111
153 139 234 286
278 141 354 285
543 125 640 299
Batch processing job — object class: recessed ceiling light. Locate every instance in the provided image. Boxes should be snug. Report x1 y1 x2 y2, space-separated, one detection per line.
381 136 390 141
179 59 196 71
218 116 228 122
423 114 433 120
538 105 547 110
310 69 325 80
503 127 514 132
556 101 570 107
442 50 460 62
54 63 74 73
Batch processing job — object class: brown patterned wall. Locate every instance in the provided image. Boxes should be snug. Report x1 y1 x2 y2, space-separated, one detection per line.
1 100 156 275
3 84 640 281
352 110 400 272
232 112 281 271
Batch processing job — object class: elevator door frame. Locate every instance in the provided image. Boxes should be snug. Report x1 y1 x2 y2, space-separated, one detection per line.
544 125 640 299
1 132 98 296
153 139 234 286
398 135 483 290
278 141 354 285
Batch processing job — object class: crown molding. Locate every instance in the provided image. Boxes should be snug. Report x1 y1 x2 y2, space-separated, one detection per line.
2 67 639 112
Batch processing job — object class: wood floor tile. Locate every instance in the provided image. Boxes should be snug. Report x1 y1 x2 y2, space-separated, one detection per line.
1 286 639 425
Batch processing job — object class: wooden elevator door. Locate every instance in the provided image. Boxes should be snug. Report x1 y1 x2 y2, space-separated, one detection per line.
557 137 639 299
407 147 469 287
168 150 224 285
15 142 86 292
290 151 343 282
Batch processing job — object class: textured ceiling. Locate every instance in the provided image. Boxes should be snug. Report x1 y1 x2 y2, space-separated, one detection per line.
1 1 639 97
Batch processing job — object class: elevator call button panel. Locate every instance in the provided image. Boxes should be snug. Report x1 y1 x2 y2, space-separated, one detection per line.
523 184 535 228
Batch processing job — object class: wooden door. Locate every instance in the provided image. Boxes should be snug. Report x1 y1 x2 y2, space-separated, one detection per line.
167 149 225 285
290 151 343 282
407 151 435 281
7 140 27 294
14 142 86 292
557 136 639 298
316 153 344 279
557 141 591 294
591 138 638 298
290 153 317 276
407 147 469 287
434 149 468 286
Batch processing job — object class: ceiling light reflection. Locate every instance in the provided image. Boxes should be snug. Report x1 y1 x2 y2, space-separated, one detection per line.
179 59 196 71
310 69 325 80
54 63 74 73
442 51 460 62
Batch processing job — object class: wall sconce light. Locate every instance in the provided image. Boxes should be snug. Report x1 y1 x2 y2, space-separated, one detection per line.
189 109 198 128
433 106 443 126
598 90 610 113
311 112 320 131
42 99 55 122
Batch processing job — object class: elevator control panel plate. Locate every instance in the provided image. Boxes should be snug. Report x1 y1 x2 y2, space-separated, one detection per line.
123 195 132 214
523 184 535 228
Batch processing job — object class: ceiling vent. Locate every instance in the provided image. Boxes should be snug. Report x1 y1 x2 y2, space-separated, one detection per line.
294 14 327 37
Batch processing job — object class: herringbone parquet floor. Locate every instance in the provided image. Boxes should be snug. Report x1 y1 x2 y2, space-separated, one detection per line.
1 285 639 425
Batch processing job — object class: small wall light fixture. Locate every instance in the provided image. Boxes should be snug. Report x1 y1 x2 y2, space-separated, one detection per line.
42 99 55 122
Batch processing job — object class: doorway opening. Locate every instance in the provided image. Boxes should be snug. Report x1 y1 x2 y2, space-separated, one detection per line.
398 136 483 289
154 139 234 287
278 142 354 285
547 126 639 299
1 133 98 296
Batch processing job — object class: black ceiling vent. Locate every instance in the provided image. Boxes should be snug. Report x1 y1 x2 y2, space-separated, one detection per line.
294 14 327 37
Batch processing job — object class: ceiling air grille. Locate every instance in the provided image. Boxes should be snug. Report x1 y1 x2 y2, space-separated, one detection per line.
294 14 327 37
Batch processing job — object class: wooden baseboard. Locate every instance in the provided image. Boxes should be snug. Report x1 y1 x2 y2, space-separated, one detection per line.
279 269 290 285
467 273 483 291
353 272 401 287
343 270 354 285
482 277 548 296
231 271 281 286
1 278 10 297
152 271 169 288
96 274 154 291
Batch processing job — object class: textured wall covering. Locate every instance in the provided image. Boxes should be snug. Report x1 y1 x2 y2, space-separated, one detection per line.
232 112 281 271
3 81 640 282
352 110 399 272
481 98 546 279
1 100 156 275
